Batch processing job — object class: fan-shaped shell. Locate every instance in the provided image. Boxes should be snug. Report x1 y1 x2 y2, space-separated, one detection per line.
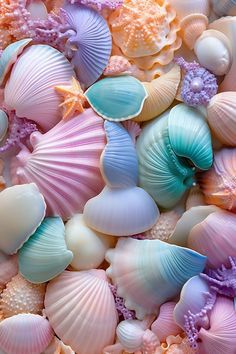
151 302 181 342
44 270 118 354
85 76 148 121
0 183 46 254
0 314 54 354
0 38 32 86
11 109 106 220
180 14 208 50
106 238 207 319
207 92 236 146
198 297 236 354
0 274 46 318
0 253 18 292
134 65 181 122
65 214 115 270
62 4 111 87
211 0 236 16
4 44 74 131
19 217 73 283
168 0 210 20
194 29 232 76
0 110 8 142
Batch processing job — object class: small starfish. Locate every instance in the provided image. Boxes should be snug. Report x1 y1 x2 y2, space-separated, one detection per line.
55 77 87 120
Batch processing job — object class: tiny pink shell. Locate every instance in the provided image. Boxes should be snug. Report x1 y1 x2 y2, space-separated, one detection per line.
103 56 131 76
0 253 18 291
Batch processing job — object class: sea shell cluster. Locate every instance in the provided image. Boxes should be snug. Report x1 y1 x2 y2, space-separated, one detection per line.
0 0 236 354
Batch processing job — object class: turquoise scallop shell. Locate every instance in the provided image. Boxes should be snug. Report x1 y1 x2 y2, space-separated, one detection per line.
19 217 73 283
85 76 148 121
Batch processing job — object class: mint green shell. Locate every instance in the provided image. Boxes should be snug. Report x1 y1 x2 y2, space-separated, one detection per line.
136 104 213 209
19 217 73 283
85 76 148 121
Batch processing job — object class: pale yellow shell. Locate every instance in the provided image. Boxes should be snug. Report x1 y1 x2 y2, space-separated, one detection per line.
180 13 208 50
134 65 181 122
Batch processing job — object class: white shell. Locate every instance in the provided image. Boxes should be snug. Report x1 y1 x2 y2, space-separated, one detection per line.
65 214 115 270
0 183 46 254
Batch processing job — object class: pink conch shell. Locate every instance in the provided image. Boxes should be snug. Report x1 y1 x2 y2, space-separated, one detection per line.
0 274 46 318
4 45 74 131
45 270 118 354
144 211 180 241
0 253 18 292
199 148 236 212
198 297 236 354
168 0 210 20
188 210 236 268
11 109 106 220
180 14 208 50
104 56 131 76
186 186 206 210
43 337 75 354
0 313 54 354
207 92 236 146
151 302 181 342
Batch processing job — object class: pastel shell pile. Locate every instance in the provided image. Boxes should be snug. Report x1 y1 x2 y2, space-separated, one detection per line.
0 1 236 354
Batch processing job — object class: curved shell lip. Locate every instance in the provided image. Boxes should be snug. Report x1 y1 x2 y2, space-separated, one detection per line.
85 81 148 121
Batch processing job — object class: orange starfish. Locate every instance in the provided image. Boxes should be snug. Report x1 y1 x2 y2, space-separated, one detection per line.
55 77 87 120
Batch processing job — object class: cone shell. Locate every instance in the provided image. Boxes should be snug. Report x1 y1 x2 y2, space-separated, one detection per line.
0 314 54 354
207 92 236 146
19 217 73 283
180 14 208 50
4 45 74 131
168 0 210 20
198 297 236 354
151 302 181 342
0 274 46 318
11 109 106 220
0 183 46 254
0 253 18 292
44 270 118 354
106 238 206 319
134 65 181 122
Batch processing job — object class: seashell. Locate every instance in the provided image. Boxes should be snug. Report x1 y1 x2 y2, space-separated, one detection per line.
0 110 8 142
168 0 210 20
19 217 73 283
0 313 54 354
198 297 236 354
62 4 112 88
144 211 180 241
211 0 236 16
160 334 195 354
0 253 18 292
151 302 181 342
43 336 75 354
199 148 236 212
85 76 148 121
103 56 131 77
45 270 118 354
134 65 181 122
0 183 46 255
26 0 48 20
122 121 141 143
11 109 106 220
65 214 115 270
4 44 74 131
207 92 236 146
0 38 32 86
0 274 46 318
136 104 213 209
106 237 207 319
180 14 208 50
168 205 219 247
187 210 236 268
194 29 232 76
109 0 178 58
186 186 206 210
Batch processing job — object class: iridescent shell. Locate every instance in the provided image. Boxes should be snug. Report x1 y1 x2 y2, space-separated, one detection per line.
0 274 46 318
45 270 118 354
11 109 106 220
106 237 206 319
0 253 18 292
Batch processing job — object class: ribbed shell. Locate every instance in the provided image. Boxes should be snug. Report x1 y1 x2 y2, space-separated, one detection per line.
4 44 74 131
11 109 106 220
211 0 236 16
0 110 8 142
0 314 54 354
63 4 112 87
0 274 46 318
19 217 73 283
44 270 118 354
106 238 206 319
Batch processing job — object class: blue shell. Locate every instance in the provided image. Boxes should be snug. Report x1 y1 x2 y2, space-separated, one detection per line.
101 121 138 188
19 217 73 283
62 4 112 88
85 76 148 121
